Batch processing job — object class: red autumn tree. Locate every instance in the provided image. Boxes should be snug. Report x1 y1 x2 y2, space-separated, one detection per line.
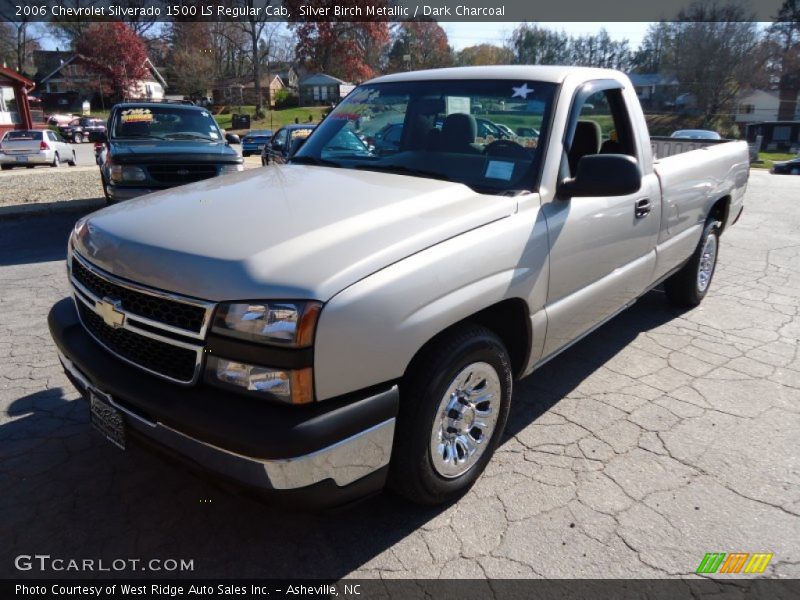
387 21 453 72
75 22 150 101
286 0 390 82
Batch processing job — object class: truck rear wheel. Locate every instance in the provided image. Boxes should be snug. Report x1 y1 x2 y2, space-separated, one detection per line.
665 219 721 307
389 324 512 505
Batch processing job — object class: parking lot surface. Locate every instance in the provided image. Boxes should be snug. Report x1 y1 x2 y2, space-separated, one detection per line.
1 170 798 579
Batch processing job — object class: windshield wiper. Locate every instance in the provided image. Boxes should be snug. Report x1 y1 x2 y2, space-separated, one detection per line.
289 155 341 168
163 133 217 141
352 163 451 182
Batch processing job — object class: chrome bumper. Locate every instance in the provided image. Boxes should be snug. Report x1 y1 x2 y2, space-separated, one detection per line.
59 352 396 490
0 152 51 165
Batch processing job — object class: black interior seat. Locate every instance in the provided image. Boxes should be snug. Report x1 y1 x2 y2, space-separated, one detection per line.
568 120 601 173
439 113 481 154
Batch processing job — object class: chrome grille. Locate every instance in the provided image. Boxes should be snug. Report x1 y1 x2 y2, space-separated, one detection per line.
69 252 214 384
72 257 206 333
77 302 198 383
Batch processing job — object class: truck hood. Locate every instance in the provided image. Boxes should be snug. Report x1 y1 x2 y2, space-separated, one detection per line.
73 165 516 301
108 140 240 163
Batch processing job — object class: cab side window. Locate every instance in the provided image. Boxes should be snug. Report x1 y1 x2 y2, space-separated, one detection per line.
567 88 637 176
273 129 288 149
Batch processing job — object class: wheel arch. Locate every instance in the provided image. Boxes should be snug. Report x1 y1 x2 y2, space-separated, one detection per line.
709 195 731 233
403 298 531 382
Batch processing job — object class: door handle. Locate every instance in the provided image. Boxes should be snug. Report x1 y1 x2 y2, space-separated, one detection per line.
635 198 651 218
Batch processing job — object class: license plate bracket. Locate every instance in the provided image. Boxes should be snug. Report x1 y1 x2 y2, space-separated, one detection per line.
15 155 28 162
89 389 126 450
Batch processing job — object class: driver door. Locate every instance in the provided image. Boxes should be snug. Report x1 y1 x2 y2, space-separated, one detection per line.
541 82 661 358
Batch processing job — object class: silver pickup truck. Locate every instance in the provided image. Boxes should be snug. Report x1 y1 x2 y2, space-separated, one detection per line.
49 66 749 508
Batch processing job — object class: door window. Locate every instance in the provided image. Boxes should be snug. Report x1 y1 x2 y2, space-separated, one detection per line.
567 88 637 176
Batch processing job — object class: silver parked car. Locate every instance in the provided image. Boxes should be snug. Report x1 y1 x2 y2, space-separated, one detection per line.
670 129 722 140
0 129 77 170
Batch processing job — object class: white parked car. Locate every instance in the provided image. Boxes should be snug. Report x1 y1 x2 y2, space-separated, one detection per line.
0 129 77 170
47 113 76 127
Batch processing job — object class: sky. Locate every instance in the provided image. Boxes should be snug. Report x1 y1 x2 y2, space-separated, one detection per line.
441 22 652 50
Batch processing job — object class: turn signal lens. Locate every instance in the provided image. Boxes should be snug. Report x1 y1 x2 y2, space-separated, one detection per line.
207 356 314 404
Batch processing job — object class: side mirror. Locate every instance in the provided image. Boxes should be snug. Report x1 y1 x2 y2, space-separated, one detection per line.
289 137 307 157
559 154 641 198
89 131 107 143
225 133 240 145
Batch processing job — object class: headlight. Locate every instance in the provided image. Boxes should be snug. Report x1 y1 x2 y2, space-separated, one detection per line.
212 301 322 347
110 165 146 183
206 357 313 404
219 164 244 175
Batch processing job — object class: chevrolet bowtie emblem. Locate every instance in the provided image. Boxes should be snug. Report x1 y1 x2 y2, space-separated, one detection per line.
96 297 125 329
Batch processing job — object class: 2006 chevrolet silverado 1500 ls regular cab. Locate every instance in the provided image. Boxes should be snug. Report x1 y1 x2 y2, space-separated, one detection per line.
49 66 749 507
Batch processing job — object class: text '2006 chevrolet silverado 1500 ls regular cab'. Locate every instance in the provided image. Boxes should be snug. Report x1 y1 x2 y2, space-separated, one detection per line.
49 66 749 508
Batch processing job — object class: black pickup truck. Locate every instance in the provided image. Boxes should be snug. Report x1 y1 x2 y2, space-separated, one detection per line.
58 116 106 144
94 102 243 202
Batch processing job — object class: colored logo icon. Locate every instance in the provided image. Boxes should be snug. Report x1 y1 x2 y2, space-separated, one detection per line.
696 552 773 574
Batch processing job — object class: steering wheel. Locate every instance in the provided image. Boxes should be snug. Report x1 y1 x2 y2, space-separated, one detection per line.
483 139 530 159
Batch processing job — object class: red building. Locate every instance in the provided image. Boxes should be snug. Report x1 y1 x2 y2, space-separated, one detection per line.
0 65 35 136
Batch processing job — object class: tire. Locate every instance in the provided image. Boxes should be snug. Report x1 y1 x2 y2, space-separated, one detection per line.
242 152 250 157
74 133 83 144
664 219 721 307
51 153 60 168
389 324 513 505
68 151 77 166
1 164 11 170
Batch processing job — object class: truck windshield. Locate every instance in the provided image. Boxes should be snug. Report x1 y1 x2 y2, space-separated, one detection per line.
294 79 556 194
111 106 223 142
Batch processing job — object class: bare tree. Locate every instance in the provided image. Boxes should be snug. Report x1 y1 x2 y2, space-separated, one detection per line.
765 0 800 119
666 1 763 124
632 22 673 73
234 0 274 117
0 18 41 74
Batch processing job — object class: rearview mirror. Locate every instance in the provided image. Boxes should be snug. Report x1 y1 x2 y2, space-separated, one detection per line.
559 154 641 198
225 133 240 145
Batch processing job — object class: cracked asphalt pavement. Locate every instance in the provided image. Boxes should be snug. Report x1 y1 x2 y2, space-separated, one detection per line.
1 169 798 579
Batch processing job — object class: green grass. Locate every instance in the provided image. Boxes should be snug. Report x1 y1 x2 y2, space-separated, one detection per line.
750 152 797 170
214 106 328 132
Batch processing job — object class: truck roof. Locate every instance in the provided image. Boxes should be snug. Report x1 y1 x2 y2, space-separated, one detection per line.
367 65 626 85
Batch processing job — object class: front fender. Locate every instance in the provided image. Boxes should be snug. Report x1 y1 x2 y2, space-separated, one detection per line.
313 203 550 400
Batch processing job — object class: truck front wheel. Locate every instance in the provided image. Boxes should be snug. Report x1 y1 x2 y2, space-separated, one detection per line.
665 219 721 307
389 325 512 505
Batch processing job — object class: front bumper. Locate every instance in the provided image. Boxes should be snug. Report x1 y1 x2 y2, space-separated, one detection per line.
105 182 166 201
49 297 398 507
